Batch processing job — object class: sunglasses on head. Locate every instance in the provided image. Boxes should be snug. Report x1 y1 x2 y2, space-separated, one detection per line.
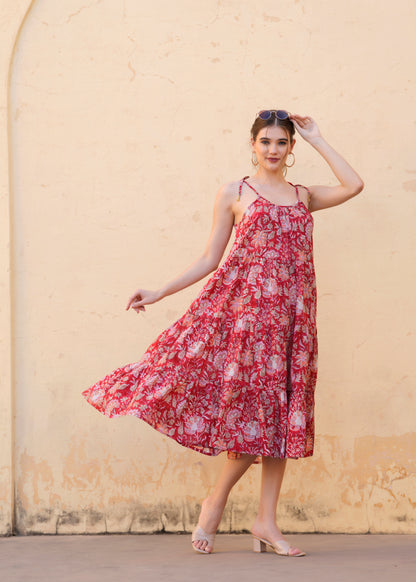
257 110 290 121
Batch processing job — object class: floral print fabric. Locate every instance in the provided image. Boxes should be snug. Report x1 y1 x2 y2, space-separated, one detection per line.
82 177 318 459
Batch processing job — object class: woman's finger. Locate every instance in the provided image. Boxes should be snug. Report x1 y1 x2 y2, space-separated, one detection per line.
126 297 136 310
290 115 306 126
292 115 309 123
126 291 141 310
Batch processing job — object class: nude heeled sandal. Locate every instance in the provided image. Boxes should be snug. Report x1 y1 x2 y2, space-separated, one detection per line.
191 524 216 554
252 535 306 557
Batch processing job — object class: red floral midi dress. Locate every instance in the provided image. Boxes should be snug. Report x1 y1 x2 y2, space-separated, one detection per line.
82 176 318 459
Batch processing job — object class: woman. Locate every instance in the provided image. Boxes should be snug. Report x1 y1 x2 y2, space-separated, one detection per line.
82 110 364 557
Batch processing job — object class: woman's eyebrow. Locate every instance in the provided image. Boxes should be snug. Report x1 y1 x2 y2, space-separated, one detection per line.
260 137 288 141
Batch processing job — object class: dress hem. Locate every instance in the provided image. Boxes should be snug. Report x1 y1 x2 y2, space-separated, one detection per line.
82 391 314 460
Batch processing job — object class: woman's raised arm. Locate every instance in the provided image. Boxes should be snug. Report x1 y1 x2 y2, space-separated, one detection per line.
290 114 364 212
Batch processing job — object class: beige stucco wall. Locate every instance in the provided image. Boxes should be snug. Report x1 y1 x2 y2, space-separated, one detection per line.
1 0 415 535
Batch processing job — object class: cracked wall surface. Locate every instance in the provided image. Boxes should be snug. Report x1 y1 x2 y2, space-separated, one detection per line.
1 0 415 535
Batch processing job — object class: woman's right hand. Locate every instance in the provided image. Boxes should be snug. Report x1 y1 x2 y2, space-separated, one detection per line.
126 288 163 314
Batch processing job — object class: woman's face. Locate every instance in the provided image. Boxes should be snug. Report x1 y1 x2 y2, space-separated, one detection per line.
251 125 294 172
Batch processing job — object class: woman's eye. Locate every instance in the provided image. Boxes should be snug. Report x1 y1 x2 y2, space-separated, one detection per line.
260 141 287 145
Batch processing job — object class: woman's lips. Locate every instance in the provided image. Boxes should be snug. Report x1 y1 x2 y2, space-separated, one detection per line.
268 158 279 162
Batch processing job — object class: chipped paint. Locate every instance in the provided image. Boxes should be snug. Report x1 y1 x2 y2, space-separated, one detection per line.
11 434 416 534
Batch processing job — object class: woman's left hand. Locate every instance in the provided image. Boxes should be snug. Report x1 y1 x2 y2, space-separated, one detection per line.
289 114 322 143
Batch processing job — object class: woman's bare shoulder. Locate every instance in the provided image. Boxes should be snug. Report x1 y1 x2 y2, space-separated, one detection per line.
216 179 243 200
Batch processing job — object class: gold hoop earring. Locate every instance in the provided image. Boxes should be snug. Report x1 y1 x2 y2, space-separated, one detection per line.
251 152 258 166
285 152 295 168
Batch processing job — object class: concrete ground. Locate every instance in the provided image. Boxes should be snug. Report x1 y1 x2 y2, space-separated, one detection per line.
1 533 415 582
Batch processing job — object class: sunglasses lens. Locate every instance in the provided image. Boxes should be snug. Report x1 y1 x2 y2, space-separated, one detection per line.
276 110 289 120
258 110 272 120
258 110 289 121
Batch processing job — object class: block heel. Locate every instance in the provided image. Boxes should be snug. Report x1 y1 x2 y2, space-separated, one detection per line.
252 536 267 552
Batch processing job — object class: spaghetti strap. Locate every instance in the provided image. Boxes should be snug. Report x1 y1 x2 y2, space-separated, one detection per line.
291 183 311 196
240 176 262 199
237 176 251 201
289 183 312 207
287 181 300 202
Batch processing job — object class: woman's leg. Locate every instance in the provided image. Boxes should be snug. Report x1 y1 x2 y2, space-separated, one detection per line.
193 453 257 552
251 457 304 556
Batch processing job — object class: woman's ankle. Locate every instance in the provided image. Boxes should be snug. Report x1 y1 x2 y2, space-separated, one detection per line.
198 496 226 532
252 516 283 537
253 512 277 527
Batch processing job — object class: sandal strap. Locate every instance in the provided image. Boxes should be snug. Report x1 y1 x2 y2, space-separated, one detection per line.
192 525 215 544
272 539 291 555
